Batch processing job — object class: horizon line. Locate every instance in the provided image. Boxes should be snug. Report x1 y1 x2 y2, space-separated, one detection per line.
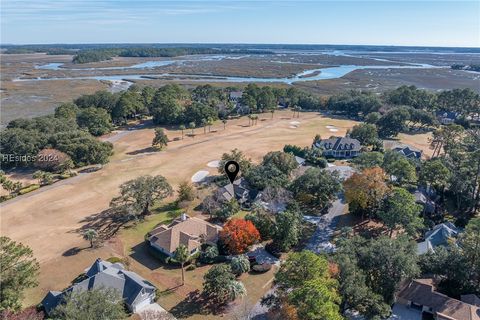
1 42 480 49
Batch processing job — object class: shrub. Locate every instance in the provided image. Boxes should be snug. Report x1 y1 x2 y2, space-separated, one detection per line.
230 255 250 275
106 256 124 264
200 245 219 263
186 264 196 271
18 184 40 195
0 195 14 202
177 181 195 202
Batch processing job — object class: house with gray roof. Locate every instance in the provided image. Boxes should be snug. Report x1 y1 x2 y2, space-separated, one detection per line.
314 136 361 159
229 91 243 102
219 177 256 207
417 222 460 255
436 111 460 125
41 259 156 315
413 188 436 215
393 145 423 159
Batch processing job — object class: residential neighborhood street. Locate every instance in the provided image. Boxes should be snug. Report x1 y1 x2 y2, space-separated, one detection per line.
250 193 348 319
305 194 348 253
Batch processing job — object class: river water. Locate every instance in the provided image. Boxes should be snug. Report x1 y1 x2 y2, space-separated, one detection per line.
21 54 442 86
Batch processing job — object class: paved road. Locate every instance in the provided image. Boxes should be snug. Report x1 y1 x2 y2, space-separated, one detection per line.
304 194 347 253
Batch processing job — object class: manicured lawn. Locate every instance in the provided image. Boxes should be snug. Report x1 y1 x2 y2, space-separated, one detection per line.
116 201 276 319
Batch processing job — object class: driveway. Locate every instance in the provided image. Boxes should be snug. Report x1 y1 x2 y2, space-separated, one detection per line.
250 194 348 318
136 302 176 319
388 304 422 320
248 244 280 265
304 194 347 253
250 288 274 320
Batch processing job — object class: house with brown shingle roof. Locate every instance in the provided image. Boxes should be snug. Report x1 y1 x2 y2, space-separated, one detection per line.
396 279 480 320
147 214 221 257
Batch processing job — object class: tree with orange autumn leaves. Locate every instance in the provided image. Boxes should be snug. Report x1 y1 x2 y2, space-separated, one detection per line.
219 219 260 255
344 167 389 221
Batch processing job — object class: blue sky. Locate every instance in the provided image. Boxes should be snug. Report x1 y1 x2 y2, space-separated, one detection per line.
1 0 479 47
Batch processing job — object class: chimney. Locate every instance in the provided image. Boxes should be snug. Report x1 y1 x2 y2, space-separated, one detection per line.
181 213 187 221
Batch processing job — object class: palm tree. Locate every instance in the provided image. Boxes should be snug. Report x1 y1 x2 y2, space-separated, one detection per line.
296 106 302 118
179 124 186 140
2 180 14 194
13 182 23 194
251 114 258 125
189 122 196 136
222 119 227 130
227 280 246 301
172 244 190 286
83 229 98 248
206 117 213 132
230 255 250 276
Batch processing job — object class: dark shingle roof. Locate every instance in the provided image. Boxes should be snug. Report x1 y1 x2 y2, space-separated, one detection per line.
436 111 460 120
393 146 422 159
41 259 155 315
417 222 459 254
315 137 361 152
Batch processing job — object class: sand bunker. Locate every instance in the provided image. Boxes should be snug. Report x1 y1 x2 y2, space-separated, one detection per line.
207 160 220 168
191 170 209 183
326 125 339 132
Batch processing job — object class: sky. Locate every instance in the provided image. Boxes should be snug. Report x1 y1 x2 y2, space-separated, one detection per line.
1 0 479 47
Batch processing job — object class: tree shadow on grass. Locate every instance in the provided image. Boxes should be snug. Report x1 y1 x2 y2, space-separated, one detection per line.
129 242 180 272
62 247 82 256
129 242 165 271
354 220 388 239
126 146 157 155
169 290 212 318
72 208 130 242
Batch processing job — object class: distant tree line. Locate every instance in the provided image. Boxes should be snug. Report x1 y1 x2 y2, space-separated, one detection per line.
72 47 273 63
326 86 480 138
3 83 478 171
0 83 321 169
3 47 76 55
451 64 480 72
